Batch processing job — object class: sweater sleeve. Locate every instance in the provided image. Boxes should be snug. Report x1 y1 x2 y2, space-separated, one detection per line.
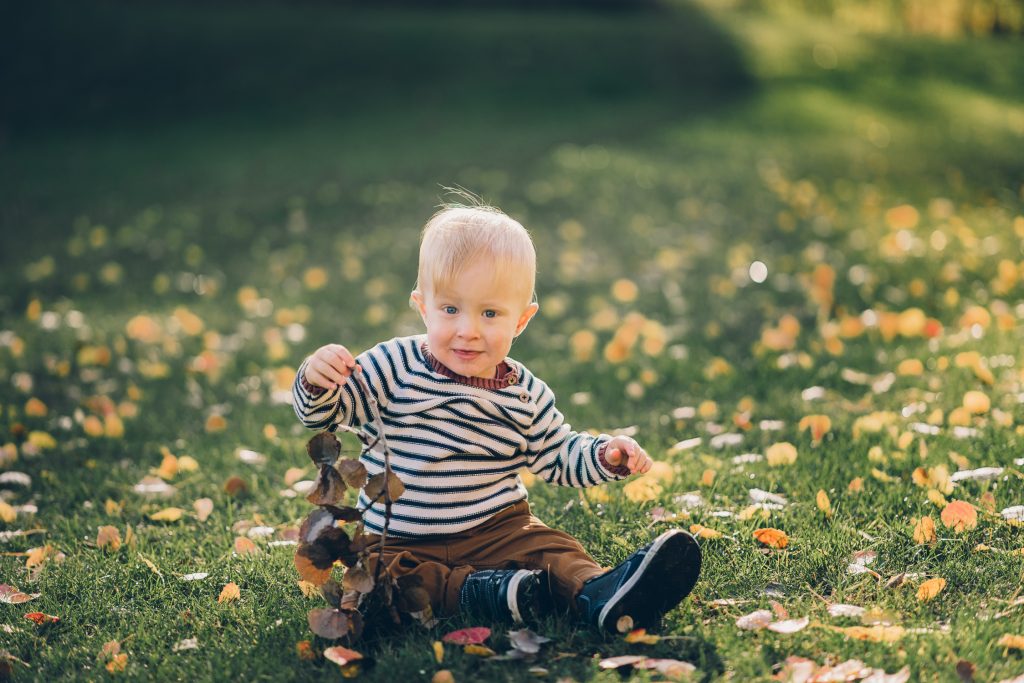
523 380 630 487
291 347 386 431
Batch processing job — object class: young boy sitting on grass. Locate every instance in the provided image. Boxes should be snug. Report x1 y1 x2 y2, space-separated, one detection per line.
292 202 701 632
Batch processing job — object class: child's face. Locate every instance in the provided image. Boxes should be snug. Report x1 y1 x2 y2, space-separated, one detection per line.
411 259 539 379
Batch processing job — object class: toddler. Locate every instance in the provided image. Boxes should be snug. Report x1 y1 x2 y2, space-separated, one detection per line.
292 203 700 632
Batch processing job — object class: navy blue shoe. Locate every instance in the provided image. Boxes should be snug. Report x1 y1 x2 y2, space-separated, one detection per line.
459 569 550 624
576 529 701 633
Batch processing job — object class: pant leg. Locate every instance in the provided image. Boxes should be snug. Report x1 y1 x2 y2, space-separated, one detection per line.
451 500 606 610
363 536 475 618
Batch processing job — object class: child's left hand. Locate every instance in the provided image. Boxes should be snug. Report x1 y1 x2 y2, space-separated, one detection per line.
604 436 652 474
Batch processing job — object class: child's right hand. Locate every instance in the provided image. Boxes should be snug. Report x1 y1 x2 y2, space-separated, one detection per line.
303 344 360 389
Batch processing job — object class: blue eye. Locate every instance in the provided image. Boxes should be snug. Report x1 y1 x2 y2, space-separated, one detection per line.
483 310 497 318
443 306 457 315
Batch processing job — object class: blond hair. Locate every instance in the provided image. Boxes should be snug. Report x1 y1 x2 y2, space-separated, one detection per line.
415 205 536 304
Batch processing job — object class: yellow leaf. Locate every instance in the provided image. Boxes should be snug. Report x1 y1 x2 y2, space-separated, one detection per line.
765 442 798 466
913 516 936 545
153 447 178 479
623 476 662 503
432 641 444 664
998 634 1024 651
689 524 723 540
104 499 124 516
149 507 184 522
816 490 832 517
927 489 948 508
297 580 320 598
624 628 660 644
848 477 864 493
940 500 978 532
834 625 905 642
870 468 898 483
0 500 16 523
752 528 789 549
218 582 241 603
963 391 990 414
917 577 946 602
104 414 125 438
463 644 496 657
177 455 199 472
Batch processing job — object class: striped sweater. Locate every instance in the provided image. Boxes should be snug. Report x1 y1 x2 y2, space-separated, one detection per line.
291 335 628 537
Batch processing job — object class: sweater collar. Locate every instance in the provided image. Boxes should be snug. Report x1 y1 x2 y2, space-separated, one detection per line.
420 342 520 390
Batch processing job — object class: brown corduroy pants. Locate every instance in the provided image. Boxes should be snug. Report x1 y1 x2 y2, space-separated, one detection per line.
365 500 606 617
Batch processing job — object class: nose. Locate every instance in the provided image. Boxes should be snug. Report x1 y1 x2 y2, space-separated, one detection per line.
456 315 480 339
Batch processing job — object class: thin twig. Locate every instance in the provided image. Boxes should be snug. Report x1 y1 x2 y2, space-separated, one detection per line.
353 371 394 590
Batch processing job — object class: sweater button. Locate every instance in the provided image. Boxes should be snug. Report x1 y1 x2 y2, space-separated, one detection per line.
506 373 518 385
518 392 529 403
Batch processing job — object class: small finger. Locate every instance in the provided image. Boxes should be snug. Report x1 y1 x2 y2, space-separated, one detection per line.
606 447 621 465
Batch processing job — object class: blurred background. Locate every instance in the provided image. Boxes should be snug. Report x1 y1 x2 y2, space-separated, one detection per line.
1 0 1022 418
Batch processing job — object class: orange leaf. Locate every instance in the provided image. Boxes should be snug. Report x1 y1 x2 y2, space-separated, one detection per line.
323 646 363 666
689 524 723 540
217 582 241 603
798 415 831 444
105 653 128 673
940 500 978 532
917 577 946 602
998 634 1024 650
624 628 660 644
24 611 60 625
753 528 789 549
295 640 317 661
816 490 832 517
233 537 259 556
913 516 937 545
97 526 122 551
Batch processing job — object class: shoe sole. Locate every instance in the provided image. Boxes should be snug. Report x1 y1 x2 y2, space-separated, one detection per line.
597 529 701 633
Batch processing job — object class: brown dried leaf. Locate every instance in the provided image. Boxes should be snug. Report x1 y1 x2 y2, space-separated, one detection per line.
306 432 341 467
306 465 346 507
336 459 368 489
341 568 374 594
308 608 353 639
234 537 259 556
97 526 122 551
223 476 247 496
217 582 241 603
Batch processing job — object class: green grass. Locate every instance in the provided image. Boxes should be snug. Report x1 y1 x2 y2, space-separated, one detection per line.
2 1 1024 681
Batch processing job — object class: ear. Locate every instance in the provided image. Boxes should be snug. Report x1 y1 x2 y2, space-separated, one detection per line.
514 302 540 336
410 290 427 319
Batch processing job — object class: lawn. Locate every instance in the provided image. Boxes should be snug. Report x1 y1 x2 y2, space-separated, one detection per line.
2 1 1024 681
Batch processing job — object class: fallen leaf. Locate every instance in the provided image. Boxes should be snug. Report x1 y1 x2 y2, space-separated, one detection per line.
828 603 866 618
753 528 789 549
217 582 241 603
193 498 213 522
913 516 937 545
0 584 39 604
736 609 773 630
432 670 455 683
295 640 315 661
105 653 128 673
816 490 832 517
464 644 496 657
308 608 356 639
832 625 905 642
97 526 122 551
599 655 648 670
766 442 798 466
23 611 60 625
799 415 831 443
0 501 15 523
689 524 723 539
768 616 809 633
223 476 247 496
323 646 363 667
432 641 444 664
173 638 199 653
234 537 259 556
624 628 660 644
507 628 551 655
941 500 978 532
149 507 184 522
917 578 946 602
998 634 1024 651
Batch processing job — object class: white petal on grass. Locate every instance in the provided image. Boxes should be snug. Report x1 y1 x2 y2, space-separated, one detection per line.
669 437 702 452
821 660 873 680
767 616 809 634
801 386 826 401
1001 506 1024 522
736 609 773 630
910 423 941 435
1015 458 1024 466
732 453 764 464
673 493 705 511
749 489 788 506
173 638 199 652
671 407 696 420
132 476 177 497
246 526 276 538
950 467 1004 482
952 426 979 439
236 448 267 466
0 472 31 487
759 420 785 431
267 540 298 548
710 433 744 449
862 666 911 683
827 603 866 618
181 572 209 581
292 480 315 495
